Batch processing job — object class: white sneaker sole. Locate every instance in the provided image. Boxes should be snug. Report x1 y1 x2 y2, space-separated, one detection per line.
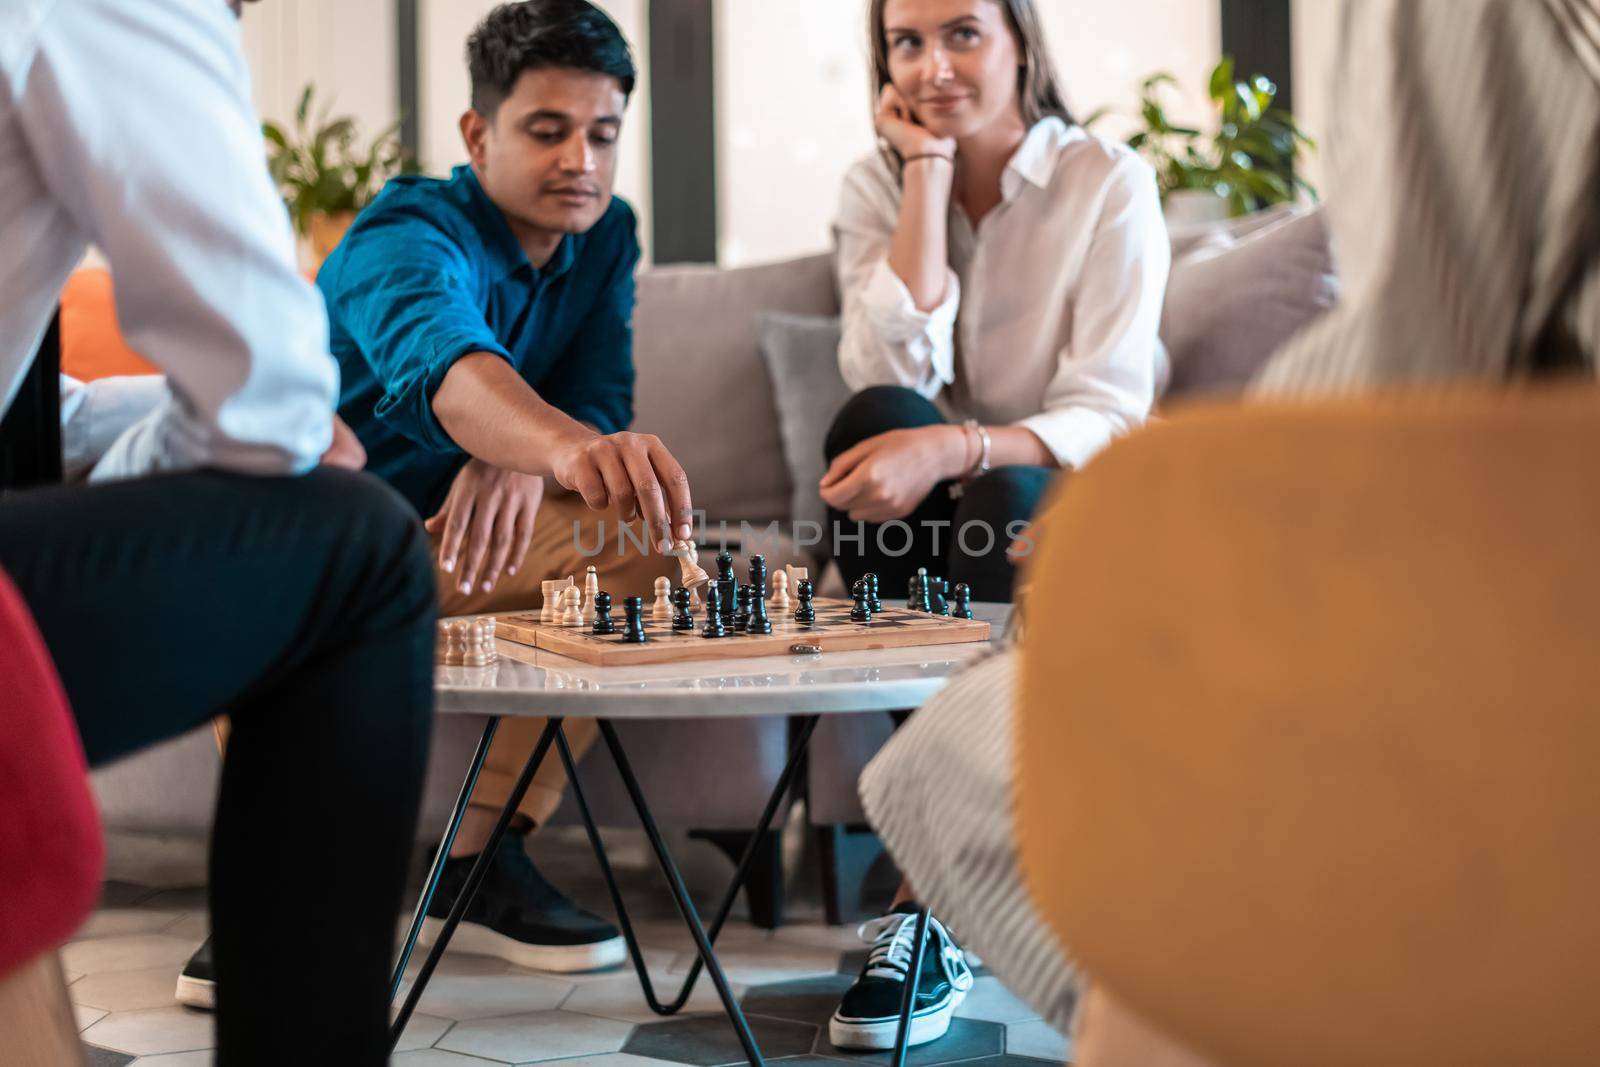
417 916 627 973
828 988 966 1050
174 974 216 1011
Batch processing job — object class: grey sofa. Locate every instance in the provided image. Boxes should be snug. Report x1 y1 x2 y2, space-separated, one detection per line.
90 204 1337 926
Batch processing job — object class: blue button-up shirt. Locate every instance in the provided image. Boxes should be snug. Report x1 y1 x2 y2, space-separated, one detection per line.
320 165 640 516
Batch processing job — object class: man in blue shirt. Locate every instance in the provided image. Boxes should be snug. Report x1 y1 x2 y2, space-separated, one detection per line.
311 0 693 976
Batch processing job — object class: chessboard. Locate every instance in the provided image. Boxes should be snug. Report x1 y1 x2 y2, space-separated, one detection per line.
492 598 990 667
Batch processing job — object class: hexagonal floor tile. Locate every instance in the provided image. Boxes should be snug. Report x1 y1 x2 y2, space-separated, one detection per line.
126 1052 215 1066
390 1052 502 1066
82 1007 214 1057
73 909 185 941
536 1054 695 1067
563 973 743 1025
816 1017 1005 1065
623 1014 816 1066
73 965 192 1013
393 1011 454 1053
62 935 200 976
1004 1020 1068 1062
670 946 839 988
76 1004 110 1031
739 974 853 1027
407 972 572 1021
940 1058 1063 1067
437 1009 633 1063
954 977 1041 1025
85 1047 135 1066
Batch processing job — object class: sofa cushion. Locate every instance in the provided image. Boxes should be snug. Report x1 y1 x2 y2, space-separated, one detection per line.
757 312 850 560
632 253 839 527
1162 208 1340 398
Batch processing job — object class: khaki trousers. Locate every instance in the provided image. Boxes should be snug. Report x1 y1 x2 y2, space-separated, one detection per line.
435 490 670 824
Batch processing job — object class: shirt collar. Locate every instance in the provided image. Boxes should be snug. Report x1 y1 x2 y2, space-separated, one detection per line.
455 165 575 282
1001 116 1080 201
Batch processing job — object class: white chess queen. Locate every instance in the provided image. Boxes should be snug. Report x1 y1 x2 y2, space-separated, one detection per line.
820 0 1170 607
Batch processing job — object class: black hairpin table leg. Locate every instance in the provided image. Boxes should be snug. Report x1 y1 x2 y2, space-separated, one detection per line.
389 718 562 1051
391 716 501 1001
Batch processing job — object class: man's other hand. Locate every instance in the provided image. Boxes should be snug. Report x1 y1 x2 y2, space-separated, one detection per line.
426 459 545 596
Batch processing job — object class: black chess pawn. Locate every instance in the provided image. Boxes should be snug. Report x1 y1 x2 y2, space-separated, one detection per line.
952 583 974 620
849 578 873 623
930 576 950 617
864 572 881 612
732 585 752 633
746 581 773 635
795 578 816 625
591 591 617 635
671 587 696 631
702 585 728 638
620 596 648 643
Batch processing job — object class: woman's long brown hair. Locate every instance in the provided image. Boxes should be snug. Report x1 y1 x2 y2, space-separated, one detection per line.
868 0 1074 168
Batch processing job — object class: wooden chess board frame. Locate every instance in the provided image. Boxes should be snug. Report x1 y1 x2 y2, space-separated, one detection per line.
492 597 990 667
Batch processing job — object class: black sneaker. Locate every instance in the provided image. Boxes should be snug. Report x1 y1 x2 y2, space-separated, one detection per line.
418 828 626 973
829 904 974 1050
175 937 215 1010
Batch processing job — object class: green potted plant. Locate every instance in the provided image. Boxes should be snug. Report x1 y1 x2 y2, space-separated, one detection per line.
1089 56 1317 222
262 85 417 267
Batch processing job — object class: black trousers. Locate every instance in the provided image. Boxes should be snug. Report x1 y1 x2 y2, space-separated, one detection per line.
0 468 436 1066
824 386 1053 604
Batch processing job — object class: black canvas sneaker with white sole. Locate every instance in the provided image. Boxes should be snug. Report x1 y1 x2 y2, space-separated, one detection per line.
829 903 975 1050
417 827 626 973
175 937 215 1010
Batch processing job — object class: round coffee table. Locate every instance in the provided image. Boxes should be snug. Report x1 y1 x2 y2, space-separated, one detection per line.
396 604 1013 1067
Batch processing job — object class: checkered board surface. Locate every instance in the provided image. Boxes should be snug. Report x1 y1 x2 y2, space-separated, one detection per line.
492 597 990 667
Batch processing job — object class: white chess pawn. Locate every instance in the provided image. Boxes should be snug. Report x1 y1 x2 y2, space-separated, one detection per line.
444 620 470 666
771 571 791 612
652 576 673 619
464 619 494 667
560 586 584 627
582 566 600 625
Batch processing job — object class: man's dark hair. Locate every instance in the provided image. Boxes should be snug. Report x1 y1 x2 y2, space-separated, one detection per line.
468 0 637 117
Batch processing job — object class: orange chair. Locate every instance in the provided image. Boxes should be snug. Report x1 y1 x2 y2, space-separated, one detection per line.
59 268 157 382
1016 387 1600 1066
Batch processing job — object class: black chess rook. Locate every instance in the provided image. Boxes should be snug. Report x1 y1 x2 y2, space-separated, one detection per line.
620 596 648 643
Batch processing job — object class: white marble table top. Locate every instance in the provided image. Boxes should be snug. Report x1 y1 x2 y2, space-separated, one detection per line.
436 604 1013 719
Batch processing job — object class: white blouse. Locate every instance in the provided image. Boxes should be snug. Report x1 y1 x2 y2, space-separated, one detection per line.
834 118 1170 471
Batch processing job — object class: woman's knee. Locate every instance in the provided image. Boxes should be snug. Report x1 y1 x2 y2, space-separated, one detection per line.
824 386 944 460
956 466 1053 525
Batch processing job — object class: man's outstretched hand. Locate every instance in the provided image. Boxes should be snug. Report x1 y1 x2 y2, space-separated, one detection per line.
550 431 694 553
426 458 545 596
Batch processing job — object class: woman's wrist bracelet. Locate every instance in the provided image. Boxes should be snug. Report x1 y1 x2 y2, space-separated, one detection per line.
902 152 954 167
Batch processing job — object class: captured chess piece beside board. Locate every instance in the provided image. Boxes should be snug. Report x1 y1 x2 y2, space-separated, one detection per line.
460 552 989 668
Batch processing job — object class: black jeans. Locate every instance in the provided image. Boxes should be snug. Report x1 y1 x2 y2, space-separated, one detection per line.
824 386 1053 604
0 468 436 1066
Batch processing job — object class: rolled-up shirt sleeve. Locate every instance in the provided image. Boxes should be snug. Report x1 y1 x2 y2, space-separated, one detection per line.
59 374 170 482
324 212 511 454
834 159 961 399
1018 155 1170 470
20 0 337 481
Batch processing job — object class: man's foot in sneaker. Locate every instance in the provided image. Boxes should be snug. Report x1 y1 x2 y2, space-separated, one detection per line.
418 827 626 973
175 937 215 1010
829 903 974 1050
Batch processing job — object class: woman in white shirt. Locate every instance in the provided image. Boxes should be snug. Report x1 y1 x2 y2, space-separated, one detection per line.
820 0 1169 1055
821 0 1170 606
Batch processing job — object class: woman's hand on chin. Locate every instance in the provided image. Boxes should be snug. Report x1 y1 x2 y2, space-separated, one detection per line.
819 424 968 524
876 84 957 163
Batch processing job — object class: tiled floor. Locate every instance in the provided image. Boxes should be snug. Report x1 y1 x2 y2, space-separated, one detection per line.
69 829 1070 1066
